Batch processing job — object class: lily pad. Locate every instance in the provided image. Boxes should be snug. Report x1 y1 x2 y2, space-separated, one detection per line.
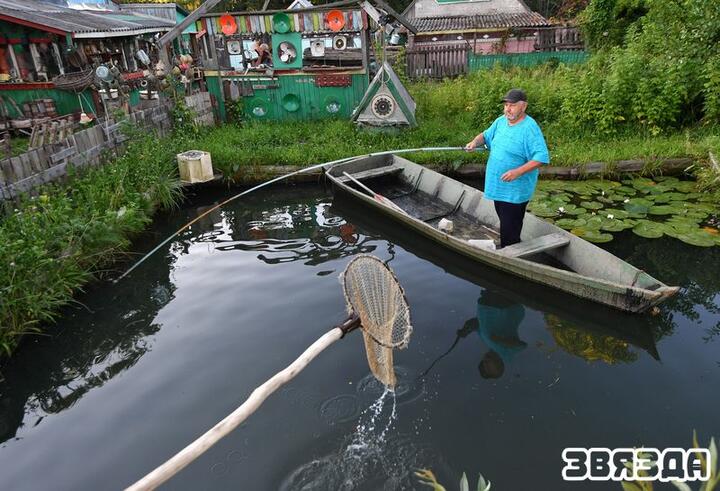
677 231 716 247
633 221 665 238
590 180 621 191
672 181 697 193
583 216 604 231
604 208 630 219
648 205 677 215
564 205 587 216
624 198 653 214
663 222 698 237
615 186 637 195
601 219 631 232
555 218 583 230
529 205 560 218
580 201 604 210
651 194 673 204
571 228 614 243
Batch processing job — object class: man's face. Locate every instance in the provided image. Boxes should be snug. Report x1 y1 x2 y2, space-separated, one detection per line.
503 101 527 122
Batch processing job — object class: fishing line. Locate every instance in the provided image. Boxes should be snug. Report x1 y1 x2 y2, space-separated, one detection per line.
114 146 477 282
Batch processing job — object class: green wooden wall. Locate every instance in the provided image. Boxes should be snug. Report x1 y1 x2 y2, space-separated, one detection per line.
206 72 369 122
1 88 97 117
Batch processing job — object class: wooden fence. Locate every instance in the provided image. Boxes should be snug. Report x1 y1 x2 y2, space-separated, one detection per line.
0 93 214 200
534 26 584 52
406 44 470 80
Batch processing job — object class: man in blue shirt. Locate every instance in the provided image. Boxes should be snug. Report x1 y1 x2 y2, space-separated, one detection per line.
465 89 550 248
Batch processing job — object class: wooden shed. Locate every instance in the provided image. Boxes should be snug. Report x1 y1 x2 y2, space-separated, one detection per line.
197 5 372 122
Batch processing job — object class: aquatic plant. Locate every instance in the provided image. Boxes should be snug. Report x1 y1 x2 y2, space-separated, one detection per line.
0 132 183 358
415 468 491 491
529 177 720 246
620 431 718 491
544 313 639 364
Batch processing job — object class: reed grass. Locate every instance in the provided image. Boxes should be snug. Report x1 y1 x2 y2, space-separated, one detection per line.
0 131 182 358
188 119 719 179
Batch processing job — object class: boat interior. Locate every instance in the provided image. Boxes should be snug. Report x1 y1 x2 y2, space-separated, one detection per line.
329 155 574 270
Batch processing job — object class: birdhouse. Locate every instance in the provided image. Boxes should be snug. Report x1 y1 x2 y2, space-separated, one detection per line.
352 62 416 128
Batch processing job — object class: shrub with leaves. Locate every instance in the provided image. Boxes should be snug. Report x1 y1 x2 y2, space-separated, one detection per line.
0 132 182 357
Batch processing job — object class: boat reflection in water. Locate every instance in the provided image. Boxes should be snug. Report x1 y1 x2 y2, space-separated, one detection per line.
331 193 661 365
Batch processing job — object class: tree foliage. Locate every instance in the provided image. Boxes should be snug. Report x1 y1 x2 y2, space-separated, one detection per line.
569 0 720 134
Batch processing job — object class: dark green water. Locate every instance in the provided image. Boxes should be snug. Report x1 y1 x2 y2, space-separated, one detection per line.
0 184 718 490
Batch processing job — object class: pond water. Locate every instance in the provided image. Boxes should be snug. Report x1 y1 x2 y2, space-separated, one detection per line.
0 183 718 490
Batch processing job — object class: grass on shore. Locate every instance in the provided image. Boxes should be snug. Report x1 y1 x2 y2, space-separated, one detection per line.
187 119 720 179
0 130 183 358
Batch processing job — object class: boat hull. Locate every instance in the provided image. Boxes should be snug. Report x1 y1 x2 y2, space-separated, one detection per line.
326 155 679 313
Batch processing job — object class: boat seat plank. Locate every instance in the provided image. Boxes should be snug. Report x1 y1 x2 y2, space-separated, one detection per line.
336 164 402 183
499 233 570 258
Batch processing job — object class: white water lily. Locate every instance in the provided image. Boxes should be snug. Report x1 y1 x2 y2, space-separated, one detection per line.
558 206 565 213
607 214 614 219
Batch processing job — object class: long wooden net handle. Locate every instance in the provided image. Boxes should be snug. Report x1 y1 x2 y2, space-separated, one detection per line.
126 317 360 491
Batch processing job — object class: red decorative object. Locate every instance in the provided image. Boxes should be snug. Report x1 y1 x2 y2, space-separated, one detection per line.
1 83 55 90
122 71 145 81
326 10 345 32
315 74 351 87
219 14 238 35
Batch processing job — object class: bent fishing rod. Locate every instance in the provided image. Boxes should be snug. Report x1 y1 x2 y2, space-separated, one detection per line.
114 146 482 283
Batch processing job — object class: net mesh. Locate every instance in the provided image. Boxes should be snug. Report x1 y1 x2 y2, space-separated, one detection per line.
341 255 412 387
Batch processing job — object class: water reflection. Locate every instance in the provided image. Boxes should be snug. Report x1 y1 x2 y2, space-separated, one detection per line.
604 234 720 342
332 194 662 364
1 184 719 490
474 290 527 379
182 200 382 267
0 251 175 443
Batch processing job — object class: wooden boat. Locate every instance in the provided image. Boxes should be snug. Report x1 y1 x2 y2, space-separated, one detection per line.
326 154 680 313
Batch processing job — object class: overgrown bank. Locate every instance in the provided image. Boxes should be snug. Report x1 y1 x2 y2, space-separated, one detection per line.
0 130 183 358
188 56 719 177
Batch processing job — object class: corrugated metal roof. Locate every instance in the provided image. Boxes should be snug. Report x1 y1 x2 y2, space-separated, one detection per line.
0 0 173 37
116 3 182 22
413 12 551 33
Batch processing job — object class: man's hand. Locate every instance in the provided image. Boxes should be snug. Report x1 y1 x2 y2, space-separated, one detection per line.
501 168 522 182
464 141 477 152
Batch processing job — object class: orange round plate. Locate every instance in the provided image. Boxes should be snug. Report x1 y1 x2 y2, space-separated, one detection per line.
219 14 237 35
326 10 345 32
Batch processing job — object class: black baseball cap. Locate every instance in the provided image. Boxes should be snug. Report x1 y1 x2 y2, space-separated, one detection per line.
501 89 527 103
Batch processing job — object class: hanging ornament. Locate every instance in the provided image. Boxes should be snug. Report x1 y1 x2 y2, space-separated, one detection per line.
219 14 238 35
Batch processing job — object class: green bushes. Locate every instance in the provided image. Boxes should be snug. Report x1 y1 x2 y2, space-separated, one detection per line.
0 133 182 357
574 0 720 134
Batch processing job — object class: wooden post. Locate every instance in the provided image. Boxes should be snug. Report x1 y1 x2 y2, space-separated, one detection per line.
208 33 226 122
52 42 65 76
29 44 45 81
7 45 21 81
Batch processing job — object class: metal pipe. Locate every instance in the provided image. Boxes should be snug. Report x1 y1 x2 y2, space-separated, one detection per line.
114 146 479 282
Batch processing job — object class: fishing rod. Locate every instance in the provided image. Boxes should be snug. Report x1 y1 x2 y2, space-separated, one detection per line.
114 146 480 283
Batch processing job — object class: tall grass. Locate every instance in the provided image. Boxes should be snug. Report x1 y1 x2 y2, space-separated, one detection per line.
186 63 719 177
0 131 182 357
